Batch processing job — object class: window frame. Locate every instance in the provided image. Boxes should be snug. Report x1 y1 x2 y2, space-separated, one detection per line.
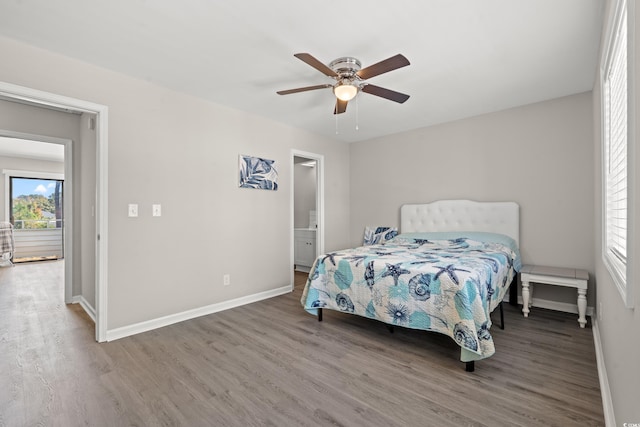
601 0 635 308
9 176 64 230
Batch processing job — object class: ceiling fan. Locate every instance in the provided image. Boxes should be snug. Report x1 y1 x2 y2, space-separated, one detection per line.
277 53 410 114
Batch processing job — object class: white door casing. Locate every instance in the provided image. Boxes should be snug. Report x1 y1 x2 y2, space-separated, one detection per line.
0 81 109 342
290 149 324 290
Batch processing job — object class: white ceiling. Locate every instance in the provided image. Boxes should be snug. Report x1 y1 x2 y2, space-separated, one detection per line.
0 0 604 143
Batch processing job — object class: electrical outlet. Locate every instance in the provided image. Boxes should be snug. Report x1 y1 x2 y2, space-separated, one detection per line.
128 204 138 217
152 204 161 217
223 274 231 286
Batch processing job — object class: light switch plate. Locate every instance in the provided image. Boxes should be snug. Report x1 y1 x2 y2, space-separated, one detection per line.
128 204 138 217
152 204 161 217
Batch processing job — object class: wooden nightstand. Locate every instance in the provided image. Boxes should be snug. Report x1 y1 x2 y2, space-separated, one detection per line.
520 264 589 328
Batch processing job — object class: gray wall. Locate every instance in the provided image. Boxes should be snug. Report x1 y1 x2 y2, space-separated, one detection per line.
349 92 595 308
592 0 640 423
79 113 97 307
0 35 351 330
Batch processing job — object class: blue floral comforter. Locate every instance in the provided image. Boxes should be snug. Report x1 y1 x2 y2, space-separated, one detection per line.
301 232 521 360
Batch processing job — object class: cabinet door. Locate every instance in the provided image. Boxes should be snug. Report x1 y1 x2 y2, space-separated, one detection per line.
295 236 316 266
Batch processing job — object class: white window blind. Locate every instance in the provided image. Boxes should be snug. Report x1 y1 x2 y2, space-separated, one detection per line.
603 4 628 285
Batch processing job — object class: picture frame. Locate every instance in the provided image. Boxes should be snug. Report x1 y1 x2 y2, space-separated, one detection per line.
238 155 278 190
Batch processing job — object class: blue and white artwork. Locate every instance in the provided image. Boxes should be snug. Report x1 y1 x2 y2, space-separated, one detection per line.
238 155 278 190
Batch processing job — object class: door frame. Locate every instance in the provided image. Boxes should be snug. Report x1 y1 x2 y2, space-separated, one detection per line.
3 154 70 300
290 149 324 290
0 81 109 342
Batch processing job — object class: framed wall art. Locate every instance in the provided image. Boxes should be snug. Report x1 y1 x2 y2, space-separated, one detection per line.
238 155 278 190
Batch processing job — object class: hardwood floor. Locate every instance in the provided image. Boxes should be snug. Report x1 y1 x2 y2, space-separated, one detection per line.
0 264 604 426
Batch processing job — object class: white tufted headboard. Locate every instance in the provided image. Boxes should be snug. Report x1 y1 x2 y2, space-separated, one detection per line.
400 200 520 246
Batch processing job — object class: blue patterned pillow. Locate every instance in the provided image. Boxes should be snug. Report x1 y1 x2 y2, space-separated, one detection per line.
363 226 398 245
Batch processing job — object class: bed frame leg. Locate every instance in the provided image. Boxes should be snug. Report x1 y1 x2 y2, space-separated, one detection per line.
499 301 505 330
317 308 323 322
465 361 475 372
387 325 395 334
509 276 518 306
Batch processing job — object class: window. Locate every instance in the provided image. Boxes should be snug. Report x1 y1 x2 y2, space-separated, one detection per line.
9 176 64 262
602 0 633 307
3 169 65 263
10 177 63 230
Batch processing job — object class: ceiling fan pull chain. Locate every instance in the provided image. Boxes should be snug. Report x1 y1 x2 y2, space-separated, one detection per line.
335 110 339 134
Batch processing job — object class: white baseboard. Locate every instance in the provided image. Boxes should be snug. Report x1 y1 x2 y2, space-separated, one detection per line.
517 296 595 316
592 319 616 427
71 295 96 322
105 285 292 342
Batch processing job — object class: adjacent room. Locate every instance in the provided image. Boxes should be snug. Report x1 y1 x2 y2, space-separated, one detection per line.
0 1 637 425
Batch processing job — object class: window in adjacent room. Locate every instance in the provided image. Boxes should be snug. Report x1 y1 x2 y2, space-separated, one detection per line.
602 0 633 307
9 176 64 262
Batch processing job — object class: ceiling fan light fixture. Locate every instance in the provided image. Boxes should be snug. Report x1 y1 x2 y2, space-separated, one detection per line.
333 83 358 101
278 53 410 114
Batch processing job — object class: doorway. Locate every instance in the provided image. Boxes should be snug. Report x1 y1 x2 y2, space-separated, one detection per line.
1 133 72 304
291 150 324 290
0 81 108 342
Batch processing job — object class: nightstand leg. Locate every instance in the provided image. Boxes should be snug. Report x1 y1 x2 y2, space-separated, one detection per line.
577 289 587 328
522 280 530 318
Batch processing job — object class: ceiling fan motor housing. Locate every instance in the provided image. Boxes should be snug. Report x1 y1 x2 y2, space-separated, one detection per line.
329 57 362 79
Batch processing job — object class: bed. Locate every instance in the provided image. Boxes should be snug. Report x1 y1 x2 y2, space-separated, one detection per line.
300 200 521 371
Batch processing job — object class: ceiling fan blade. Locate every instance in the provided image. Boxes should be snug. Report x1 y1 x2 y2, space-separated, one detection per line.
277 84 332 95
356 54 410 80
361 84 410 103
294 53 338 77
334 99 348 114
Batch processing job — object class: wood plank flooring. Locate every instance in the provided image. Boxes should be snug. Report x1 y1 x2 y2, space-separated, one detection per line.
0 262 604 426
